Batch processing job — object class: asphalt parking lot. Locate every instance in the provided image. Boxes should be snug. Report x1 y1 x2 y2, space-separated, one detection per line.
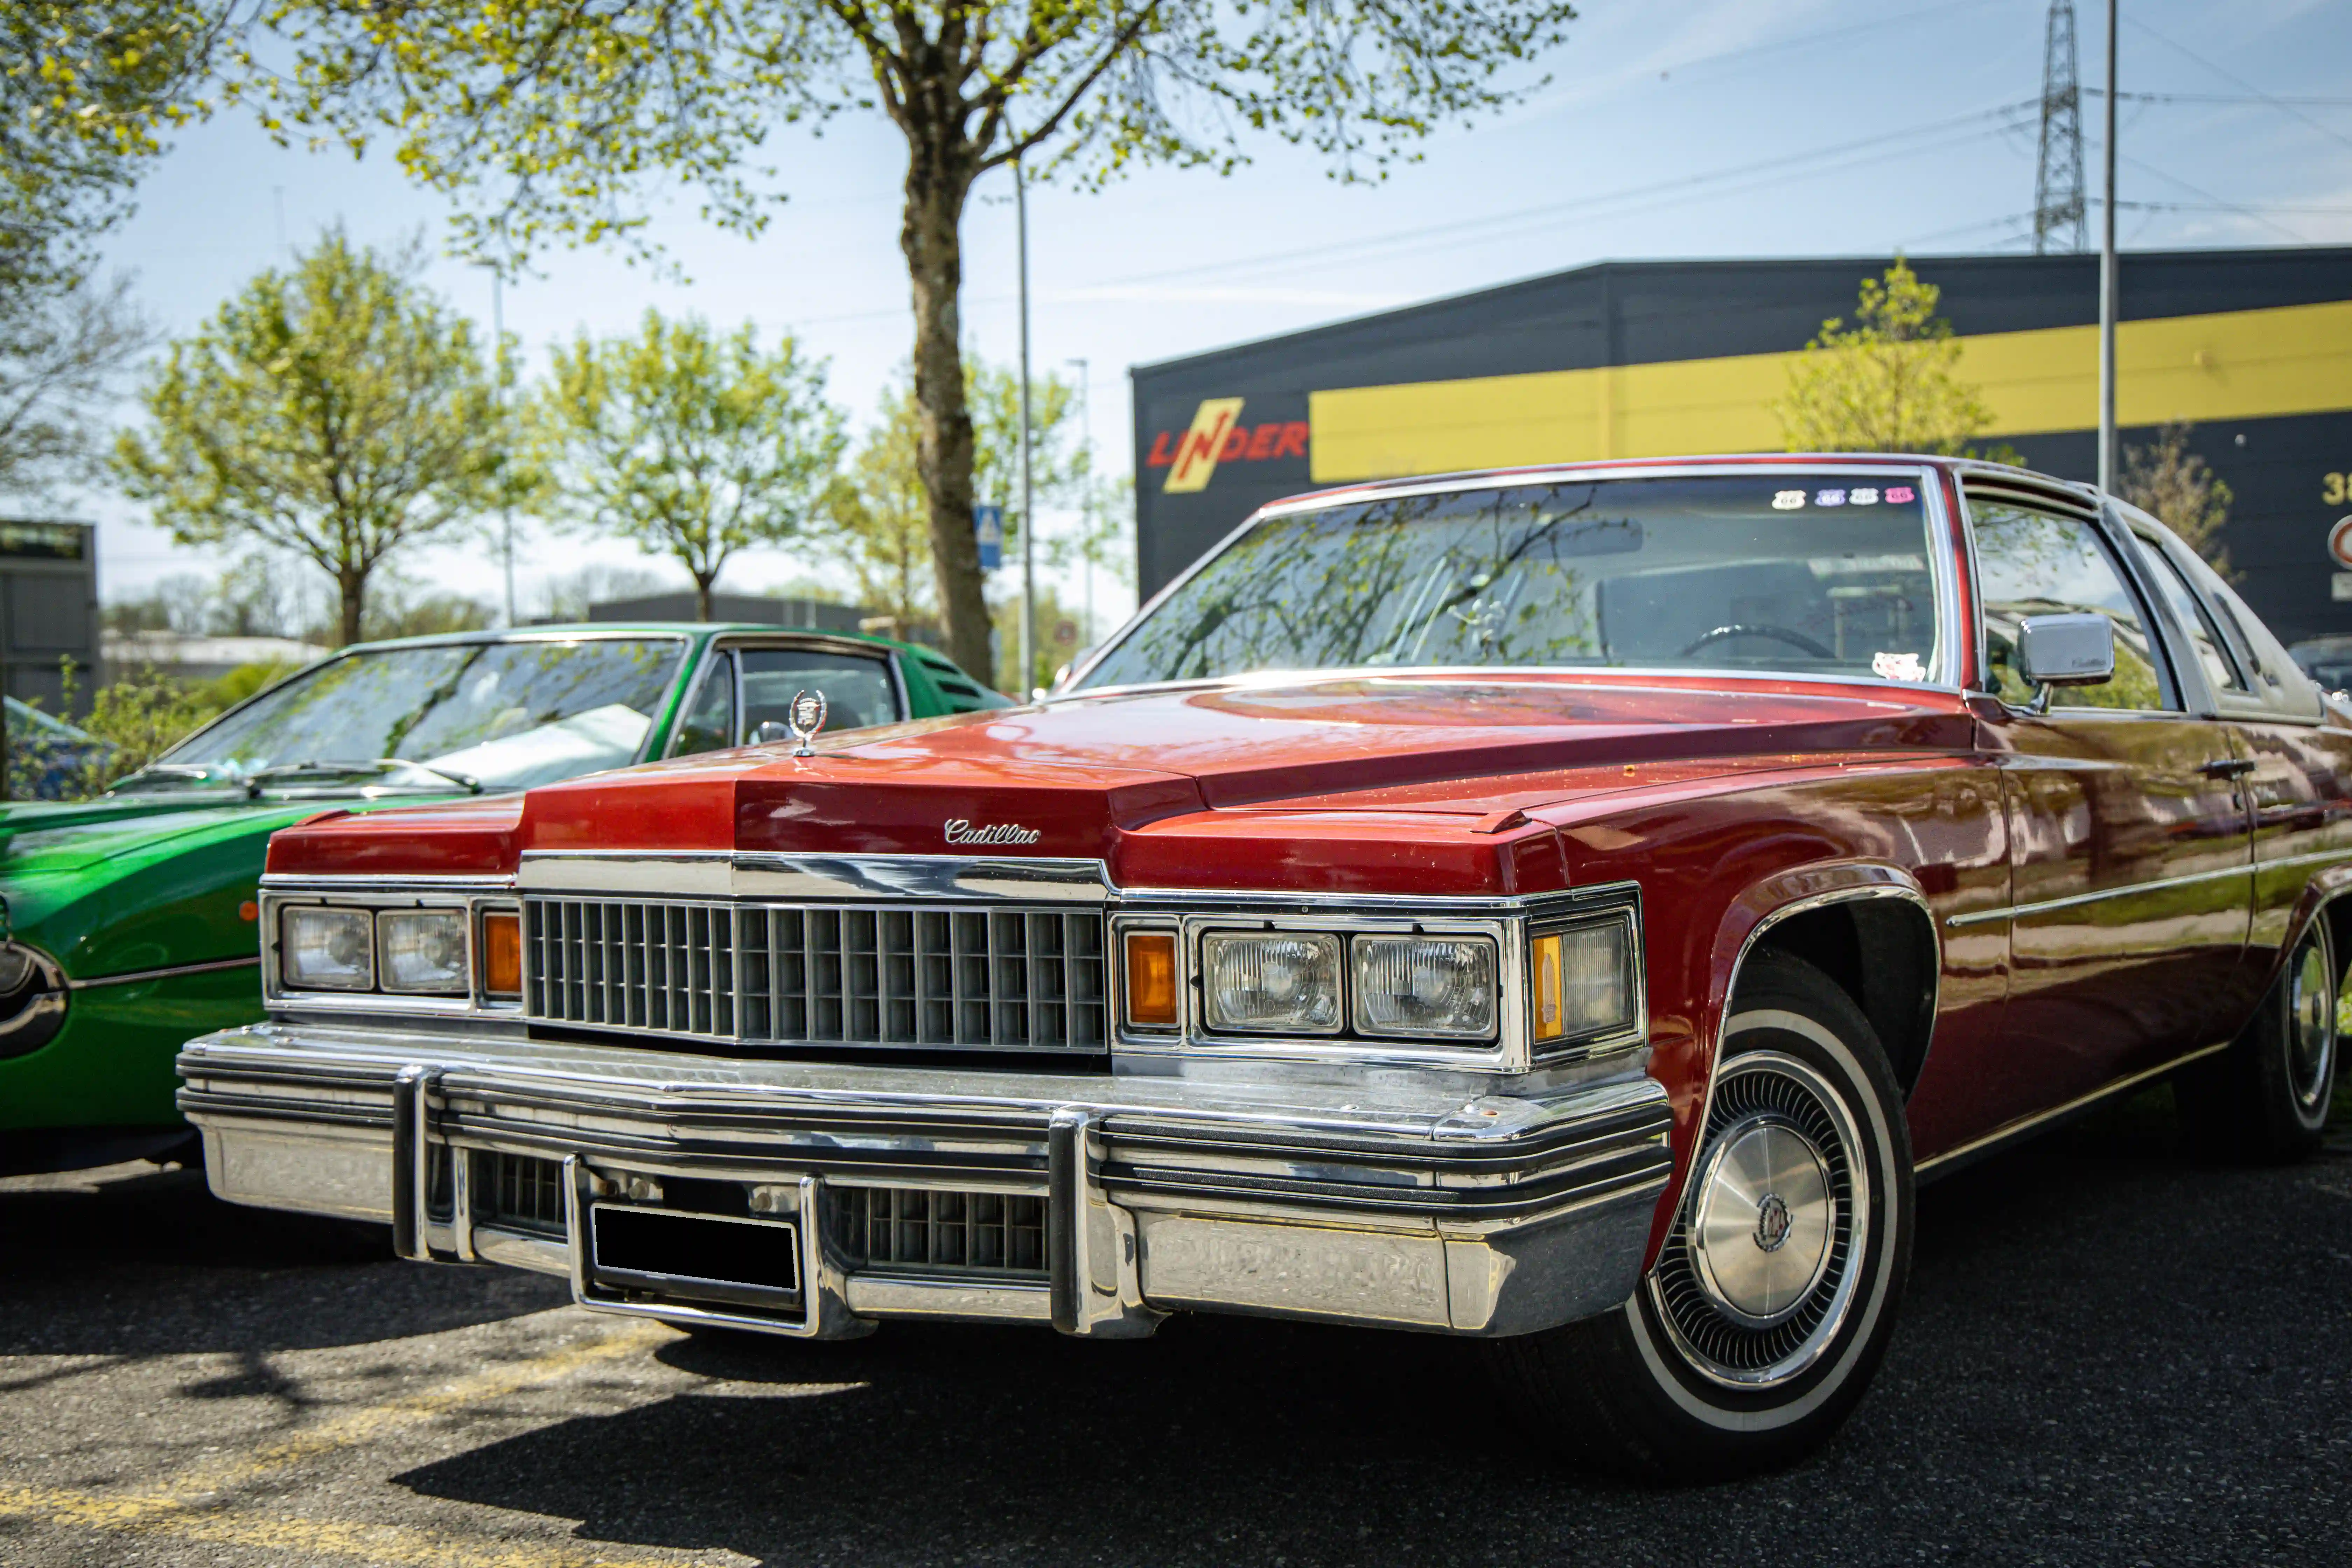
3 1090 2348 1568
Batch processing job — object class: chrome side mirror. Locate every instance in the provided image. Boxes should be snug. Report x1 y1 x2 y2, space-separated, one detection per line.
2014 613 2116 712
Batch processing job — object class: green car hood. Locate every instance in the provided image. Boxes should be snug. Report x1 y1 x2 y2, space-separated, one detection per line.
0 796 301 876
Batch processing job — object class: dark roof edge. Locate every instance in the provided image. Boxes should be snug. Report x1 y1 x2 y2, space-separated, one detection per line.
1127 242 2352 380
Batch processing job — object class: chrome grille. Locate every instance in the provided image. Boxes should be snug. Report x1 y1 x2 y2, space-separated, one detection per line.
828 1185 1047 1276
524 898 1108 1053
477 1152 566 1235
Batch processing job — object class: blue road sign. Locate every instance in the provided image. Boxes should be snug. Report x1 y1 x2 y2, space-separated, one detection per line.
974 505 1004 570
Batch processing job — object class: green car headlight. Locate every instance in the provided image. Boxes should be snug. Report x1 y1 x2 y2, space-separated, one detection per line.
377 910 470 995
281 907 375 991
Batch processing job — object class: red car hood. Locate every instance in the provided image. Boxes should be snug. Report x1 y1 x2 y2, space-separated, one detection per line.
268 675 1974 879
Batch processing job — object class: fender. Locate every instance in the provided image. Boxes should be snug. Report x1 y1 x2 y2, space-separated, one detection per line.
2250 859 2352 1010
1642 859 1938 1268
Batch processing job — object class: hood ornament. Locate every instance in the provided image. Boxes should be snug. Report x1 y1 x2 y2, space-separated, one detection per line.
786 688 828 758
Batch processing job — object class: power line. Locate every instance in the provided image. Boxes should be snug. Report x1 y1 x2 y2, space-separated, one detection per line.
2122 18 2352 153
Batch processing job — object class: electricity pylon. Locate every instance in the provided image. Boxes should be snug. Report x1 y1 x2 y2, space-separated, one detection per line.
2033 0 2088 253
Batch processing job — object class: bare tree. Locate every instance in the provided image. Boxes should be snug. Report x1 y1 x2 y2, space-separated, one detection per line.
0 273 150 501
2119 422 2234 576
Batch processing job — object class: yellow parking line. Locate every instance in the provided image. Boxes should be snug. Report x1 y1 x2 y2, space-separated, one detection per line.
0 1484 722 1568
167 1316 677 1500
0 1315 755 1566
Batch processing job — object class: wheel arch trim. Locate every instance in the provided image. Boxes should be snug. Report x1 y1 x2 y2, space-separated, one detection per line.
1645 861 1939 1270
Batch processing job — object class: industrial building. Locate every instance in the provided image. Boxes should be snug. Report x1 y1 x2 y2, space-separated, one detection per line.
1129 246 2352 647
1 519 100 713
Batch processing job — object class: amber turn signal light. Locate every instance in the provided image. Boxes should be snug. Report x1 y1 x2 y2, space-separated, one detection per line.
481 910 524 997
1124 930 1178 1028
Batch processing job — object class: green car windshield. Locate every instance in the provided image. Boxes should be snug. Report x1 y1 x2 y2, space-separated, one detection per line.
117 637 686 794
1074 474 1941 689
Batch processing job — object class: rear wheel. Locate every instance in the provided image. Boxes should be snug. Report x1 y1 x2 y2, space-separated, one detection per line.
1493 952 1914 1481
2181 917 2337 1162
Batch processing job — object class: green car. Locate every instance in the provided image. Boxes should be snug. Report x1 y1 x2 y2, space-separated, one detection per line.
0 623 1005 1176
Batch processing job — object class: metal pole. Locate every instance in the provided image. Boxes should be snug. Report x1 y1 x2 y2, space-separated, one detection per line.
1069 357 1091 647
1016 161 1036 696
2097 0 2119 494
491 270 517 626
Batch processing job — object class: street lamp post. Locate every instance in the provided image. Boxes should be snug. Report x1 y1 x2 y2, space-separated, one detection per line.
1015 161 1036 698
480 264 518 626
1068 356 1091 649
2098 0 2119 495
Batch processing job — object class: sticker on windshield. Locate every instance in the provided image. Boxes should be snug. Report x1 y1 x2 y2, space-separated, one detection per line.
1872 651 1927 682
1772 489 1807 510
1885 485 1917 504
1815 489 1847 507
1849 487 1880 506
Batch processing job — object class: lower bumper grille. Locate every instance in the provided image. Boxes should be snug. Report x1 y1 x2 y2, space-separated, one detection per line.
479 1152 567 1234
827 1185 1048 1276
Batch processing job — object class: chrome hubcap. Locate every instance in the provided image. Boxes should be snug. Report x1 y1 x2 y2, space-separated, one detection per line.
1651 1049 1870 1389
2286 934 2335 1118
1688 1114 1835 1328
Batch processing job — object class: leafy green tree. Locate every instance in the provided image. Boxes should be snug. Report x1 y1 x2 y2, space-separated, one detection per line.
1 1 232 295
830 358 1087 638
1774 258 2000 457
239 0 1579 681
2120 422 2234 576
531 311 845 620
114 229 505 646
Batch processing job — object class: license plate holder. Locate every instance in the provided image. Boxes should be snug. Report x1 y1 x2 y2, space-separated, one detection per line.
584 1202 804 1314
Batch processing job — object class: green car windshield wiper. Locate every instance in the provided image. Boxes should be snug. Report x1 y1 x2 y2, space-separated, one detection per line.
244 758 482 793
108 762 248 792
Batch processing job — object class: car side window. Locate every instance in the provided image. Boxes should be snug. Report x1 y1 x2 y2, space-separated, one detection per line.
738 648 901 735
669 651 737 756
2135 538 2247 694
1972 503 2170 711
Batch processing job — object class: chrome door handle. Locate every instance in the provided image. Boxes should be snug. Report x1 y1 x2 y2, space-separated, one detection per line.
2200 758 2256 780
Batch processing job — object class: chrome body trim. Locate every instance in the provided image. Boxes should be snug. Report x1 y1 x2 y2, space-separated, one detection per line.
1945 847 2351 928
178 1020 1673 1338
66 954 262 991
1689 880 1941 1209
262 888 524 1018
514 851 1113 903
1914 1040 2231 1178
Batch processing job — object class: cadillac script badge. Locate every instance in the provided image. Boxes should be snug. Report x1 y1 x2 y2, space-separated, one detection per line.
786 688 828 758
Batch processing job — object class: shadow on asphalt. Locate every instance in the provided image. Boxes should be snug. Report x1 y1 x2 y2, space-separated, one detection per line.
386 1087 2352 1567
0 1163 568 1357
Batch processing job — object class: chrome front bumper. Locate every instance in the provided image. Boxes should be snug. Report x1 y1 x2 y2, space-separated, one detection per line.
177 1023 1672 1339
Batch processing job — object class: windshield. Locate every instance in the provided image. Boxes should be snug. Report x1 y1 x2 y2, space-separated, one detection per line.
124 637 686 793
1077 474 1942 690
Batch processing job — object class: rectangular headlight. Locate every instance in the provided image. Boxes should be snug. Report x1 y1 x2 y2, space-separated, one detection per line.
281 907 375 991
1201 931 1341 1034
378 910 470 994
1352 935 1498 1040
1531 918 1634 1047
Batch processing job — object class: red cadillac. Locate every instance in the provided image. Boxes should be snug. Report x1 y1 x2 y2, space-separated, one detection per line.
178 457 2350 1478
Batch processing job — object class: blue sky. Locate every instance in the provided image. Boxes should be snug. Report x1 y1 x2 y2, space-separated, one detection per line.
79 0 2352 626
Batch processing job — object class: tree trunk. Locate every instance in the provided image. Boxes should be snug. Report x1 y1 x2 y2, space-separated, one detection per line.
899 138 990 683
694 571 715 622
338 566 367 647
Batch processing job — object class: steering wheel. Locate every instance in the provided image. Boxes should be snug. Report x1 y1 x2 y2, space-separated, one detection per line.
1677 623 1837 660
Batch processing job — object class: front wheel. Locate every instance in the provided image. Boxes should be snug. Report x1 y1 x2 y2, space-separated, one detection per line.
1491 952 1914 1481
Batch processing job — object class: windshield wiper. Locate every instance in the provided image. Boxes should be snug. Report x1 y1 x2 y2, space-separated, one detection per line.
244 758 482 793
108 763 247 791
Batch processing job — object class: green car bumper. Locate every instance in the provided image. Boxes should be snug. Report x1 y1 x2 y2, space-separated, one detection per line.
0 958 263 1174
